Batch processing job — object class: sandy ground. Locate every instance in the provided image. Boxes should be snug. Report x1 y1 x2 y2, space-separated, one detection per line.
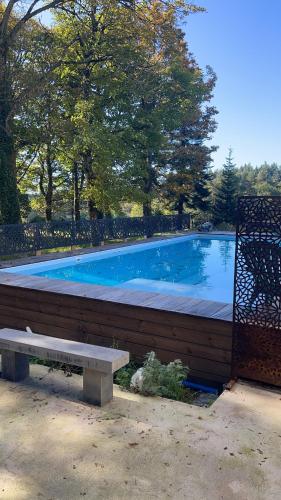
0 364 280 500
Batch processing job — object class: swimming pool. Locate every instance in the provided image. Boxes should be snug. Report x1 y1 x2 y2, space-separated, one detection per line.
3 234 235 303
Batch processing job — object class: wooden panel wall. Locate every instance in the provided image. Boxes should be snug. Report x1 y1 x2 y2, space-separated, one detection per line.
0 284 232 383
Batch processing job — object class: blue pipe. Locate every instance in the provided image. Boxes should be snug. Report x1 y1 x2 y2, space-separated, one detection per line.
182 380 218 395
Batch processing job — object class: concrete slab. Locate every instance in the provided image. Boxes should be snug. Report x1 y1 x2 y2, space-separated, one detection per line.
0 365 280 500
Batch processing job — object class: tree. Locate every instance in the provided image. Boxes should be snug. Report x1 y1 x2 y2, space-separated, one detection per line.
53 0 148 219
122 1 204 216
212 148 238 225
3 0 213 223
235 163 257 196
0 0 66 223
255 162 281 195
190 175 212 213
163 66 217 216
17 71 69 221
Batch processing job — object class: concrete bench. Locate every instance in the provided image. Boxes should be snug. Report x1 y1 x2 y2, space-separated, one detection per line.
0 328 129 406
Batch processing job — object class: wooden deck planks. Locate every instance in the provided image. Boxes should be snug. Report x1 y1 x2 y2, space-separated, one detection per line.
0 279 233 333
0 272 233 321
0 271 233 383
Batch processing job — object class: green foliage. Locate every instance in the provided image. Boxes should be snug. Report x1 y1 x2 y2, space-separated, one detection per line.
18 192 31 222
0 0 65 223
30 356 82 376
1 0 218 223
115 352 192 402
212 148 238 225
190 210 213 228
0 144 21 224
210 161 281 225
235 162 281 196
1 2 280 226
114 361 139 390
214 222 236 231
140 352 163 396
136 352 192 402
31 350 194 403
163 67 218 217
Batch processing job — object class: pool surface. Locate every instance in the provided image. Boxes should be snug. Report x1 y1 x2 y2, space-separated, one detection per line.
3 234 235 303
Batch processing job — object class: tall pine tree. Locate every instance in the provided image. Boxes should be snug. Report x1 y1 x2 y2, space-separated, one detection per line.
213 148 237 225
163 66 218 216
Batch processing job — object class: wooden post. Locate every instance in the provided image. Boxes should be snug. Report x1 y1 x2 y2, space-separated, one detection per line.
83 368 113 406
1 350 30 382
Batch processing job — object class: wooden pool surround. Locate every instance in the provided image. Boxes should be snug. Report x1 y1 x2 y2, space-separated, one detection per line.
0 234 233 384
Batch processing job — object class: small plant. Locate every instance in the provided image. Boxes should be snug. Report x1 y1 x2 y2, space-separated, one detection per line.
141 352 190 401
141 352 163 396
115 351 194 403
158 359 190 401
114 361 139 390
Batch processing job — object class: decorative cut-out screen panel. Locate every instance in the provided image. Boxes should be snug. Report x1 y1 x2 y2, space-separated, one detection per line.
232 196 281 386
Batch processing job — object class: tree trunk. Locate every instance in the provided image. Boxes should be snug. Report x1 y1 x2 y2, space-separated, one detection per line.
80 60 99 221
88 199 97 220
177 196 184 215
142 151 154 217
143 200 152 217
0 46 21 224
176 196 184 230
45 196 52 222
81 150 102 220
45 144 53 222
73 161 80 222
88 199 103 219
39 144 53 222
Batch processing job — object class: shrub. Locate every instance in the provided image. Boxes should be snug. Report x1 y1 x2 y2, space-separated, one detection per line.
141 352 190 401
214 222 235 231
114 361 139 389
158 359 190 401
115 352 193 403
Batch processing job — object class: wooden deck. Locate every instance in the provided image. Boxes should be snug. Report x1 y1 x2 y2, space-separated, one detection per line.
0 269 233 384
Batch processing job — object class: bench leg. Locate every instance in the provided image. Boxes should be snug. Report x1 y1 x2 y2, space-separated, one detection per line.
83 368 113 406
1 350 30 382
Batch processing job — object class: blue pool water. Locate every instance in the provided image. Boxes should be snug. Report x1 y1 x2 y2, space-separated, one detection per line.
4 234 235 303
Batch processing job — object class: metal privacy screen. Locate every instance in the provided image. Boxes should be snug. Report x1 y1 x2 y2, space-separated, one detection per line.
232 196 281 386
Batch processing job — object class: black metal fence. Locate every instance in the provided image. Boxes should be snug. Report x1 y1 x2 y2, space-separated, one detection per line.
0 214 190 257
232 196 281 387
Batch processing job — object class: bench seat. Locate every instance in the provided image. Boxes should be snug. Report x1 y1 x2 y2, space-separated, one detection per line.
0 328 129 406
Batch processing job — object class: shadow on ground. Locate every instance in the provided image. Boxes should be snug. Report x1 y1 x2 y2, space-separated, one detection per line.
0 365 280 500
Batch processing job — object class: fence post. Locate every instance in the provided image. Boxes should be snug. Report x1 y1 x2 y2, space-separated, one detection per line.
70 221 75 251
34 224 42 256
90 220 95 247
144 216 153 238
176 215 183 231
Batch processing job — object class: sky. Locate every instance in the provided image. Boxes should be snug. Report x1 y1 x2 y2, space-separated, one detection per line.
184 0 281 168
